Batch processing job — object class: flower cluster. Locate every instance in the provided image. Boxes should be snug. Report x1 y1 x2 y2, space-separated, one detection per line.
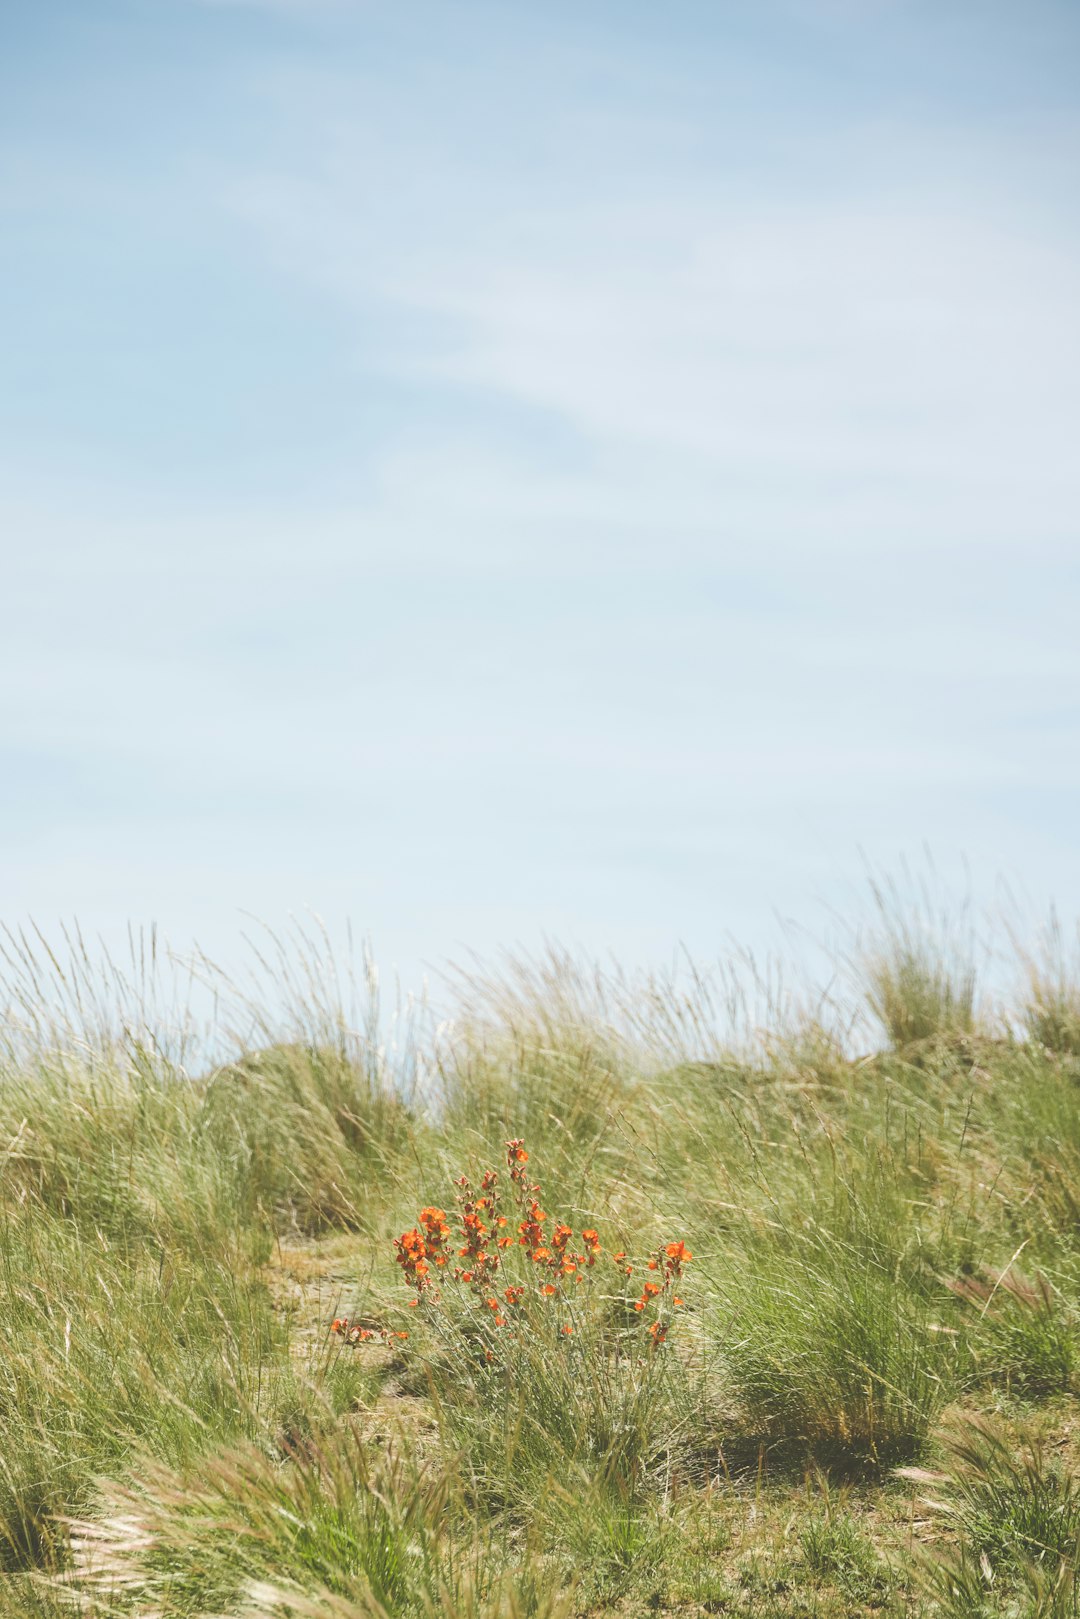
630 1240 693 1343
330 1318 407 1345
329 1140 691 1352
375 1139 692 1351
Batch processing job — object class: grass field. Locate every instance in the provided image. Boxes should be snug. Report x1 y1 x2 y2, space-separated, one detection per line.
3 903 1080 1618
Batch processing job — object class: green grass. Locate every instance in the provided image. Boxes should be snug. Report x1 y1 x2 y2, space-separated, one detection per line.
5 903 1080 1615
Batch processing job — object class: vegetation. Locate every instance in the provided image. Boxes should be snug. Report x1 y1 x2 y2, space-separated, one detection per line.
3 903 1080 1616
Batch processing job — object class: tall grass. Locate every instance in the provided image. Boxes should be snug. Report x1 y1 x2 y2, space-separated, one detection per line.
854 867 980 1049
1020 912 1080 1058
2 894 1080 1614
914 1417 1080 1619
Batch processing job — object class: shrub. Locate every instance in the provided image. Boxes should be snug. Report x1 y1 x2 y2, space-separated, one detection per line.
332 1140 700 1517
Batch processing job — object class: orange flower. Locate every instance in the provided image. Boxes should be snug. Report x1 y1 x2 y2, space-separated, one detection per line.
540 1283 556 1296
664 1240 692 1277
647 1259 658 1271
633 1301 645 1312
561 1324 572 1336
673 1297 684 1307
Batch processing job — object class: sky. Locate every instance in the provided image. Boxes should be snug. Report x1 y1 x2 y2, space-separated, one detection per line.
2 0 1080 1005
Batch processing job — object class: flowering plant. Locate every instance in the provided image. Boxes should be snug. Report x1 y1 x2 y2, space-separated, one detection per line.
332 1139 691 1357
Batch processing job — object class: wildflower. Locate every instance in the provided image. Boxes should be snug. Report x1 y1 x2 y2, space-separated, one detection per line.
648 1322 667 1345
394 1228 434 1297
419 1207 450 1247
518 1199 547 1253
673 1297 684 1307
506 1139 528 1164
561 1324 572 1336
664 1240 693 1278
540 1283 557 1296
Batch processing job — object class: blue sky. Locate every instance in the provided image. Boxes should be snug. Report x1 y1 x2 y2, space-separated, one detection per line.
3 0 1080 998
